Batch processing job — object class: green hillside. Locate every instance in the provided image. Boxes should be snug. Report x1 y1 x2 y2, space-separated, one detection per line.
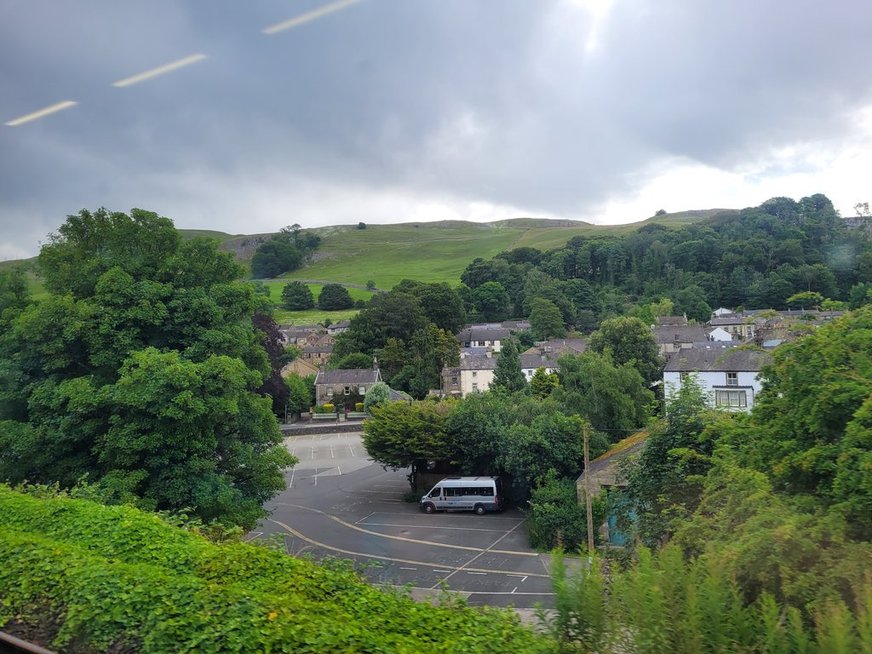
6 211 721 305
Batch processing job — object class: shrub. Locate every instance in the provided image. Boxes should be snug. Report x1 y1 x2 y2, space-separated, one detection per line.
355 402 364 412
0 486 551 653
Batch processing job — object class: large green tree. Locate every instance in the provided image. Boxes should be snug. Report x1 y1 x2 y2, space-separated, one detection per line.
554 351 653 438
529 297 566 340
0 208 295 528
588 316 662 384
281 281 315 310
362 401 455 473
720 306 872 539
492 339 527 393
318 284 354 310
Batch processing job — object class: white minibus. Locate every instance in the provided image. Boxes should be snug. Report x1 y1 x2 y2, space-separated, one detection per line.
420 476 503 515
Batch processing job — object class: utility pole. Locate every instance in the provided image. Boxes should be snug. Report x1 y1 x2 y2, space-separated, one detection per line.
583 419 595 554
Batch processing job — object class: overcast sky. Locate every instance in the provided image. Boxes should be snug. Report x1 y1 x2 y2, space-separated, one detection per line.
2 0 871 259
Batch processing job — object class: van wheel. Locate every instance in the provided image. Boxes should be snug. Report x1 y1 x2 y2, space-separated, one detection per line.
422 502 435 514
474 504 486 516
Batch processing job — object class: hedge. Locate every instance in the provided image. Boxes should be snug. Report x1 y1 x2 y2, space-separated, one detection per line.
0 486 552 653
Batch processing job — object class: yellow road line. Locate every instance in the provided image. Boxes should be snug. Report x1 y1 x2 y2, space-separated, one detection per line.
276 502 539 557
268 518 549 578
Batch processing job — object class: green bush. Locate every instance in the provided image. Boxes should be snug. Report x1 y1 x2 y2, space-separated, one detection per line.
355 402 365 412
313 403 335 414
0 486 551 653
526 471 607 551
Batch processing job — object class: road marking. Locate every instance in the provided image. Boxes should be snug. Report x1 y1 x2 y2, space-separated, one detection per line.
466 572 487 576
507 575 528 583
313 467 318 487
275 503 538 556
5 100 77 126
337 466 342 476
385 585 555 597
356 521 508 533
330 445 335 459
112 53 207 87
267 519 549 579
432 519 526 589
399 567 417 571
289 466 296 488
348 445 356 457
243 531 263 541
356 512 375 524
512 587 518 593
262 0 361 35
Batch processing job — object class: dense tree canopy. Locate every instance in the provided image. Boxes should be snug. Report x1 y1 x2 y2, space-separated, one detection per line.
250 224 320 279
458 194 872 330
281 281 315 310
317 283 354 310
0 208 295 528
588 316 662 384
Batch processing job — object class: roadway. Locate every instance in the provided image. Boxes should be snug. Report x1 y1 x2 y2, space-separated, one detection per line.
252 431 556 609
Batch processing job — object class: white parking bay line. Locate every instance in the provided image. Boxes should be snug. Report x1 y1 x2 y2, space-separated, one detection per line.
399 567 417 571
432 569 451 574
466 572 487 576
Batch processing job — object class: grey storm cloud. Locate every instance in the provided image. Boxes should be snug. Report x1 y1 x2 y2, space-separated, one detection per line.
1 0 872 258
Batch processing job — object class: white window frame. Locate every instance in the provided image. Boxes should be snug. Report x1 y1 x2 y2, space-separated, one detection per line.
726 372 738 386
715 389 747 408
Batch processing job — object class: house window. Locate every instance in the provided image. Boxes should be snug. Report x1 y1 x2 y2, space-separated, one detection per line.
359 386 366 395
327 387 333 397
450 376 458 385
679 372 689 383
472 371 477 378
715 390 747 408
726 372 738 386
471 383 479 392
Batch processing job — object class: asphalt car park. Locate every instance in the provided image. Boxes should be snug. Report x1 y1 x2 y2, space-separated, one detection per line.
254 430 556 608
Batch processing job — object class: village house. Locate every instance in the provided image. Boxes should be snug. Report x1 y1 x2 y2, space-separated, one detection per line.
314 367 382 407
652 324 709 356
455 326 512 352
281 358 319 379
663 344 771 412
440 354 497 398
327 319 351 336
301 341 333 366
279 324 324 345
519 338 586 380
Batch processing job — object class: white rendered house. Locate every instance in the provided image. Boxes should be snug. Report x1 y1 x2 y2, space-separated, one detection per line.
663 345 771 412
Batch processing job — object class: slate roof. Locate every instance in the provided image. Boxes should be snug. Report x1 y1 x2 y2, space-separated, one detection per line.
303 344 334 355
652 325 708 344
664 346 771 372
459 355 498 371
520 353 555 370
655 315 689 327
524 338 587 358
315 369 381 385
457 327 512 342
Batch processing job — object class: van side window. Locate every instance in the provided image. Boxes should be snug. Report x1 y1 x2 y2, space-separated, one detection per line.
429 488 441 498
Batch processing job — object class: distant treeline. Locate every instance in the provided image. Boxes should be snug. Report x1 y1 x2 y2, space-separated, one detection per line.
458 194 872 325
